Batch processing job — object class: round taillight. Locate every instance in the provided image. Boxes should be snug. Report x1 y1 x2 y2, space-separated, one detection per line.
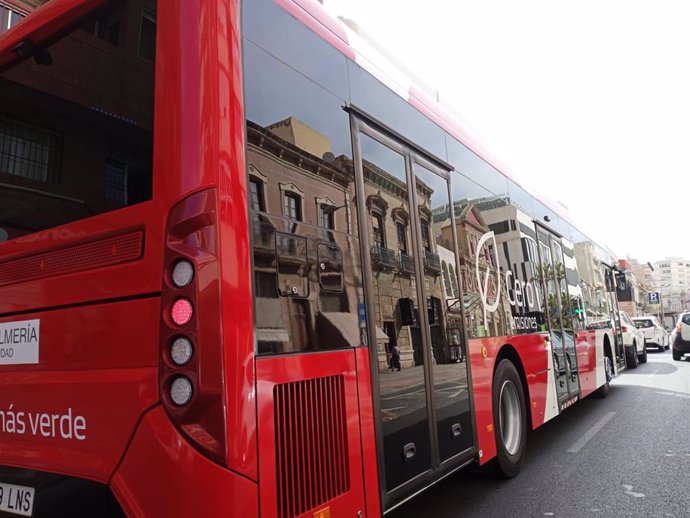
172 260 194 288
171 337 193 366
171 298 193 326
170 376 193 406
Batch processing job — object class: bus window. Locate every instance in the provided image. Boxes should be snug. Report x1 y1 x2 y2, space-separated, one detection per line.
0 1 156 241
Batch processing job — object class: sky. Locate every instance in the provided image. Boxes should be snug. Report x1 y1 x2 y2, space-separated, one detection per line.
322 0 690 263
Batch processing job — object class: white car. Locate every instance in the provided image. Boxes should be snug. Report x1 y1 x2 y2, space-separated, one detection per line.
632 315 668 352
619 311 647 368
586 312 647 368
671 312 690 361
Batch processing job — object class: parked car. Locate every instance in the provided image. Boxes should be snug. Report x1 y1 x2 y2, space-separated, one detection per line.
586 312 646 368
619 311 647 368
632 315 668 351
672 312 690 361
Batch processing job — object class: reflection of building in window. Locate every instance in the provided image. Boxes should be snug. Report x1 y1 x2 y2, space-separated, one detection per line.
320 205 335 230
0 0 157 238
448 263 459 297
138 10 157 61
372 212 385 247
245 119 363 355
0 114 61 183
0 1 27 34
87 9 122 45
439 200 512 338
283 191 302 221
442 261 453 297
104 156 150 205
396 222 407 254
249 176 265 212
420 219 431 251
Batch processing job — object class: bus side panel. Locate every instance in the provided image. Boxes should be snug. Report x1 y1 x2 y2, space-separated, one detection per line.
256 350 366 518
354 346 382 518
575 330 597 397
111 406 258 518
468 337 496 464
469 334 549 466
0 298 158 482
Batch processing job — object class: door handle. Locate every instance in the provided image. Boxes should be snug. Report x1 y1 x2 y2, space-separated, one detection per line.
451 423 462 438
403 442 416 462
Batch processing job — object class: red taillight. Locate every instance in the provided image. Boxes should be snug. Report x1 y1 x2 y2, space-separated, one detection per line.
621 325 628 333
159 189 226 465
171 298 193 326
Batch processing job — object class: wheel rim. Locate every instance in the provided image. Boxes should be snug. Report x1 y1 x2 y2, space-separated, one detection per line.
499 380 522 456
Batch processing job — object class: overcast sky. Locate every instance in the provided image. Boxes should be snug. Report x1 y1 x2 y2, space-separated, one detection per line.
323 0 689 263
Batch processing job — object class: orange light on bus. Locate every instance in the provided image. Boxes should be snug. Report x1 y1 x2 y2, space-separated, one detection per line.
171 298 193 326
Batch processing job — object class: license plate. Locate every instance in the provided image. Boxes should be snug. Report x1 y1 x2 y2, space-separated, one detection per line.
0 483 34 516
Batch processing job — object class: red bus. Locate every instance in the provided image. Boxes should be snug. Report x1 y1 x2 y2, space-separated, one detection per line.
0 0 628 517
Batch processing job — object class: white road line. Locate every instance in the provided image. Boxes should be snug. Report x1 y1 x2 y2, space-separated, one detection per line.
567 412 616 453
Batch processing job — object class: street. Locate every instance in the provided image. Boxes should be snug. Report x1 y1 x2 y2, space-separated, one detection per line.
390 349 690 517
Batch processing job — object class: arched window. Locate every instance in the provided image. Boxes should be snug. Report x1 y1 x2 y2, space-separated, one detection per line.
442 261 453 297
372 211 385 247
249 176 265 212
449 264 459 297
420 219 431 252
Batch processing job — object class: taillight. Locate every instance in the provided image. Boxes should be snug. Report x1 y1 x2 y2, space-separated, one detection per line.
159 189 226 465
621 325 628 333
171 298 194 326
171 260 194 288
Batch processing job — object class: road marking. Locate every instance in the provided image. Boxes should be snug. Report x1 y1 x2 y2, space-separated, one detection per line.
567 412 616 453
655 391 690 399
622 484 645 498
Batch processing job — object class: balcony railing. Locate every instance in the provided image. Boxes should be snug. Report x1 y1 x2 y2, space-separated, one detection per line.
399 252 415 274
371 245 398 270
424 250 441 274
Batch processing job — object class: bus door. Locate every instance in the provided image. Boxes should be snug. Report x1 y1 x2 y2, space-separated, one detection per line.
351 115 474 509
535 224 580 407
604 265 626 370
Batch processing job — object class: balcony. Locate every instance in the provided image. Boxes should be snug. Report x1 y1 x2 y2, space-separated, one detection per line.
399 252 415 274
424 250 441 274
371 245 398 270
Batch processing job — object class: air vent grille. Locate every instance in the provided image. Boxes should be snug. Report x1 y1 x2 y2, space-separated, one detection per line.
274 375 350 518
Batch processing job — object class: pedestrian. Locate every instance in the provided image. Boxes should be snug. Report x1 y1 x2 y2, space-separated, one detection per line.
390 345 401 372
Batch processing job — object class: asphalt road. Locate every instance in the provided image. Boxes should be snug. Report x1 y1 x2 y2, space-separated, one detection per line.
389 349 690 518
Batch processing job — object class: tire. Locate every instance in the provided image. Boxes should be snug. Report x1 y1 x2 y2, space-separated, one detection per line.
594 354 614 398
673 348 681 361
492 359 527 478
626 342 638 369
639 340 647 364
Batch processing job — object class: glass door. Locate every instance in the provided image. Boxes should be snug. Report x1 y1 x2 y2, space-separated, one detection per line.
536 224 580 405
351 116 474 508
411 158 473 463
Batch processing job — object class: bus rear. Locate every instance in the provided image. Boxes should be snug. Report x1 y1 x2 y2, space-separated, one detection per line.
0 1 257 516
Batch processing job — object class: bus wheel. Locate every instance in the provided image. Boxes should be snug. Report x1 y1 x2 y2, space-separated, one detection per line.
594 355 613 398
638 340 647 364
492 359 527 478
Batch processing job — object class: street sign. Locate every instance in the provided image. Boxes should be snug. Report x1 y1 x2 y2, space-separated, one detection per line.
648 292 660 304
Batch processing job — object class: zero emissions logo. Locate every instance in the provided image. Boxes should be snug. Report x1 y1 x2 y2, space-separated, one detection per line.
475 231 543 331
